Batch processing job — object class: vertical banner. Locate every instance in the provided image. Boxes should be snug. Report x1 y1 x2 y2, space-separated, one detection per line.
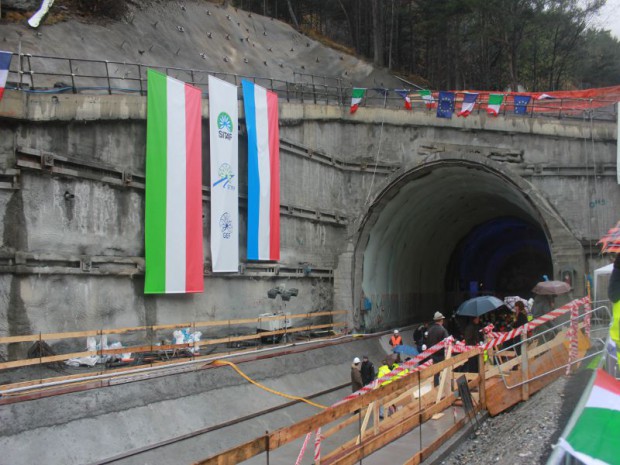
617 103 620 185
209 76 239 272
241 80 280 261
144 69 203 294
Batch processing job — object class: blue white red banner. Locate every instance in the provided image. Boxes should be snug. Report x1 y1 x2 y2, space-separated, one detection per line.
0 51 11 102
241 80 280 261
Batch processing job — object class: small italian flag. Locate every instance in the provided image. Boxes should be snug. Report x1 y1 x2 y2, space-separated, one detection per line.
144 69 204 294
418 89 435 109
559 369 620 465
350 88 365 114
487 94 504 116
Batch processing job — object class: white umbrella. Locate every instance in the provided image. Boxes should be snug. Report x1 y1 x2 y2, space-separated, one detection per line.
504 296 533 313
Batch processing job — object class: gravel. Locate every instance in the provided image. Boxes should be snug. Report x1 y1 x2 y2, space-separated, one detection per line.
439 368 593 465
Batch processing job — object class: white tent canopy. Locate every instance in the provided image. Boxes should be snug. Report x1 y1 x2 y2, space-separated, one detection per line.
593 263 614 303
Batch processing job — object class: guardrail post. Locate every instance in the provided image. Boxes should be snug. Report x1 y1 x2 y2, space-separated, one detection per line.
18 53 24 89
104 61 112 95
27 55 34 90
138 64 144 96
68 59 76 94
521 331 529 401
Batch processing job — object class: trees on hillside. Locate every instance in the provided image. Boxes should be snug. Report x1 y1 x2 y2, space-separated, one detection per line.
232 0 620 90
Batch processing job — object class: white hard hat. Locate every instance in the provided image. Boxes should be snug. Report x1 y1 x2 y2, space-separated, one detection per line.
394 329 399 334
353 357 361 364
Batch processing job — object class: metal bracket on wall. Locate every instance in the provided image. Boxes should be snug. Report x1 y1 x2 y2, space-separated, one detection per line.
0 169 20 190
16 147 349 227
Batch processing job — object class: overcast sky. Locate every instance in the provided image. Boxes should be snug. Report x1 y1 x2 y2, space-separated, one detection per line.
592 0 620 38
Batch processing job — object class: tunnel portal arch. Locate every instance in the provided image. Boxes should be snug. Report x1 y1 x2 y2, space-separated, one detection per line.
351 154 584 332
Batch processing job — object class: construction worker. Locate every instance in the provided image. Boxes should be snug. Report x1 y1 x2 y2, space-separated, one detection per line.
351 357 363 393
389 329 403 347
377 359 392 386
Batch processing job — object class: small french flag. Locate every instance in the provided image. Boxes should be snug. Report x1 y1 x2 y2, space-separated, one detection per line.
242 80 280 261
0 51 12 102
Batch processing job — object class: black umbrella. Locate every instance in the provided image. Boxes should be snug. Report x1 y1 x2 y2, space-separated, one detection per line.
456 296 505 317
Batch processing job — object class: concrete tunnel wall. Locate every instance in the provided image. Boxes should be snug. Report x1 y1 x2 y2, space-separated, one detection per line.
0 92 618 352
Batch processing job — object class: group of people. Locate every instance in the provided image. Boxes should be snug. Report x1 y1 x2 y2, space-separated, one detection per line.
353 302 532 393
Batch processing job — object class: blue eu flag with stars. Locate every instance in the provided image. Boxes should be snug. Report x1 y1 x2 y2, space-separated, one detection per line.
437 91 455 118
514 95 531 115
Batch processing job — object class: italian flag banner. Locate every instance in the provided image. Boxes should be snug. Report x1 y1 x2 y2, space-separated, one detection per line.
559 369 620 465
350 88 365 114
418 89 435 108
144 69 204 294
487 93 504 116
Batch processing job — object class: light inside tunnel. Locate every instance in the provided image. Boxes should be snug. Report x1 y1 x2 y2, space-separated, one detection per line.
359 163 553 330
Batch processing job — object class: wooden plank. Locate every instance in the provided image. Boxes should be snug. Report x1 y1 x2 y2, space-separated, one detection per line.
435 344 453 404
478 352 486 410
322 411 362 439
0 322 345 371
322 389 461 465
0 311 347 344
402 416 470 465
486 343 568 416
193 436 268 465
0 332 349 393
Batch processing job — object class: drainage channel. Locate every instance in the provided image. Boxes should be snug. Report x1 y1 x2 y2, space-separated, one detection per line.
89 382 350 465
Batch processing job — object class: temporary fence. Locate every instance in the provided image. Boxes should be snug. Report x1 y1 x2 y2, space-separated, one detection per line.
2 52 618 120
0 310 347 382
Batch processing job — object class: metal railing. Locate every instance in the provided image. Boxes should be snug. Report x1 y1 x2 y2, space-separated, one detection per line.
3 52 618 120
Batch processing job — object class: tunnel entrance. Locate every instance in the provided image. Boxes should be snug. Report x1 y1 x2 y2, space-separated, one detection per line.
354 159 560 332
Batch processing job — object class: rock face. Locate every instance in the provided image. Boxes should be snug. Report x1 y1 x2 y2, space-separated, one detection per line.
0 0 399 89
3 0 41 11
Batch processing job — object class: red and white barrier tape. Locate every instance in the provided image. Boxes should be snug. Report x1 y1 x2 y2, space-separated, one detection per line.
295 430 312 465
566 303 580 374
314 428 322 463
584 300 592 339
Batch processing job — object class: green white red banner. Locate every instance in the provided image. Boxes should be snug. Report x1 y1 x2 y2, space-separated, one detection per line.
559 368 620 465
144 69 204 294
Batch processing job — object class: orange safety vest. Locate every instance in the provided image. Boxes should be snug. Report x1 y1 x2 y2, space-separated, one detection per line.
390 335 402 346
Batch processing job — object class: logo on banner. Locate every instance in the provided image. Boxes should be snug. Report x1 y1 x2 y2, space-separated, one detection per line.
217 112 233 140
212 163 236 191
219 212 233 239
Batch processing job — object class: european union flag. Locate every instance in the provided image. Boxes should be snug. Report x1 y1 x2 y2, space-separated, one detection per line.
436 91 455 118
514 95 531 115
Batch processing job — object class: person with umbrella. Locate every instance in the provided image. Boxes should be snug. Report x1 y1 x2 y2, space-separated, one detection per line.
426 311 450 386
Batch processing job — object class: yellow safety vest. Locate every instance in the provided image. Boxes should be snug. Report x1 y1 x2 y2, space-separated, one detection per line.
377 365 392 386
